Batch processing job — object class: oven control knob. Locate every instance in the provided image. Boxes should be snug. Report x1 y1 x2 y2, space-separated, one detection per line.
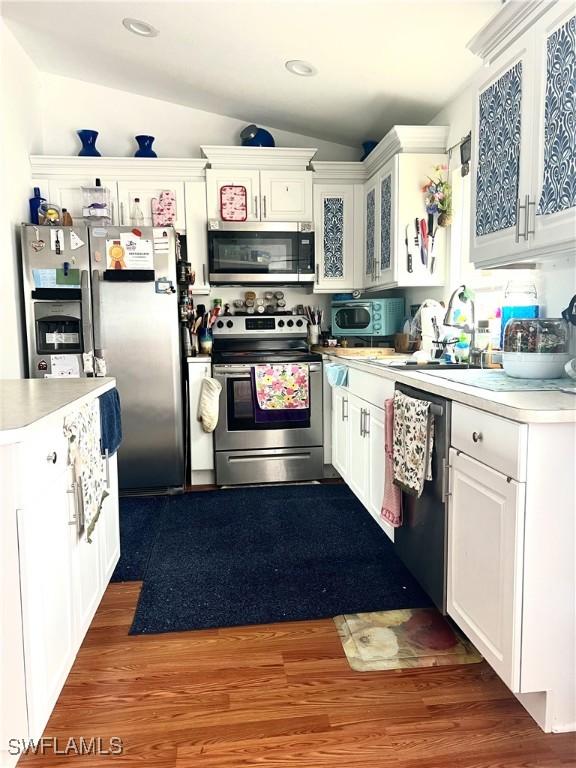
373 310 381 318
296 319 304 327
217 320 224 328
226 320 233 328
373 323 382 331
278 320 285 327
287 319 294 327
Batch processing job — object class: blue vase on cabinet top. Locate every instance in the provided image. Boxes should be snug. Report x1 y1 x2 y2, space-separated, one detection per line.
134 135 157 158
77 129 101 157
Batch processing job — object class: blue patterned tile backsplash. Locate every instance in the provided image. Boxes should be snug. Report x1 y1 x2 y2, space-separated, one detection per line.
475 61 523 237
537 15 576 216
323 197 345 279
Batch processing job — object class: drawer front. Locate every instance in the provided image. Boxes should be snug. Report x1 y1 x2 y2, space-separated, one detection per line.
451 403 527 481
347 368 395 410
26 415 72 486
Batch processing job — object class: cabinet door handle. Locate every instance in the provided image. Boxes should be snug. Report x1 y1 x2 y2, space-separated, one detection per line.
515 197 521 243
120 201 125 226
341 396 348 421
360 408 365 436
104 448 110 489
525 194 535 240
263 195 267 218
472 431 483 443
202 264 207 285
315 264 319 283
110 200 115 225
364 409 370 436
254 195 259 219
46 451 57 464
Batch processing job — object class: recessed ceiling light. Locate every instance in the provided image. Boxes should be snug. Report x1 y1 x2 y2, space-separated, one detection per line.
122 18 159 37
285 60 317 77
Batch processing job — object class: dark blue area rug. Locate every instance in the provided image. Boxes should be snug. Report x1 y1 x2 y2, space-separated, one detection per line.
114 484 431 635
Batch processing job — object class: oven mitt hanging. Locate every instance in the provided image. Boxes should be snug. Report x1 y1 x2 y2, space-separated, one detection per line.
198 377 222 433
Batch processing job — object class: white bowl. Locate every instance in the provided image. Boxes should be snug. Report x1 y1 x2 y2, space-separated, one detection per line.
502 352 571 379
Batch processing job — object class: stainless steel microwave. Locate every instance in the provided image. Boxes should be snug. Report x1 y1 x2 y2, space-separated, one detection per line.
207 221 315 284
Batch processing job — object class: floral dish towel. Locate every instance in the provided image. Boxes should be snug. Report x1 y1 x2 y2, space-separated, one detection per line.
64 399 108 543
392 390 434 498
253 364 309 410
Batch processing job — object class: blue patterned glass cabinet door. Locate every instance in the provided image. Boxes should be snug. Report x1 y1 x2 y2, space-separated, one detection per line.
475 62 523 236
380 175 392 270
322 197 344 279
365 188 375 277
537 15 576 216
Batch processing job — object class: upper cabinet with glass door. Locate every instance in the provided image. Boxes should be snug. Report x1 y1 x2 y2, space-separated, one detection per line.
531 5 576 254
469 2 575 266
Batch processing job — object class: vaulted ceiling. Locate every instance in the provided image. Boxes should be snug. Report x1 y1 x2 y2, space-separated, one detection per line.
2 0 499 147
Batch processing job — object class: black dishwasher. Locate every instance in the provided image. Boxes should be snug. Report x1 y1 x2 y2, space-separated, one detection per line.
394 383 451 613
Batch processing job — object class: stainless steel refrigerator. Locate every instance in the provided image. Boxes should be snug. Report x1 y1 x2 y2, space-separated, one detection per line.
21 224 184 492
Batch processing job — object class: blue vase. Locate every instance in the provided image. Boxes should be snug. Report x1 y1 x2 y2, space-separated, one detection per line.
77 129 101 157
134 135 157 158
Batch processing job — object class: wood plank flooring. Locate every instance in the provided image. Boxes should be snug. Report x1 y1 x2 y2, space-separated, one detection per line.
20 582 576 767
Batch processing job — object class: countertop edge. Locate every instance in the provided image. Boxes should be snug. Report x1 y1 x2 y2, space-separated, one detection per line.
322 355 576 424
0 378 116 445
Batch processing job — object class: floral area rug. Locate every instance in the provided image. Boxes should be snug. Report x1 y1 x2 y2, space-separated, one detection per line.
334 607 482 671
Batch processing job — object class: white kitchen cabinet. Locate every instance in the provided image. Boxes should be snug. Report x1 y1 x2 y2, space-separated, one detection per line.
330 372 395 543
447 448 525 691
259 170 312 221
331 386 349 479
313 184 359 291
469 3 575 266
347 394 370 507
47 177 119 224
206 168 260 221
17 460 76 739
206 168 312 222
117 180 186 231
184 180 210 294
188 359 215 484
363 154 447 291
1 389 121 758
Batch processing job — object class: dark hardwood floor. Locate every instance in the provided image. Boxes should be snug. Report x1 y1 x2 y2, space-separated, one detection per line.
20 582 576 767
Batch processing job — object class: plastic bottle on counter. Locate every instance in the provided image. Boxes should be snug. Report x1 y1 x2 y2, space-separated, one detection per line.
500 281 539 347
130 197 145 227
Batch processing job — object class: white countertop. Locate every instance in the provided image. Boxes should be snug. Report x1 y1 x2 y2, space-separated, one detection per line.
0 378 116 444
323 354 576 424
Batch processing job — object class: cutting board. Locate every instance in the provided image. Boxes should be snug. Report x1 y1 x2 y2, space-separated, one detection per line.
313 347 396 358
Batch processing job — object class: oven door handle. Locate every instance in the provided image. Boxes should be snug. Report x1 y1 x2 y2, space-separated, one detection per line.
213 364 321 376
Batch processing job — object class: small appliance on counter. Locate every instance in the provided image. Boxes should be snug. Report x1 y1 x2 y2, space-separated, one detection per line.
331 298 404 338
502 317 570 378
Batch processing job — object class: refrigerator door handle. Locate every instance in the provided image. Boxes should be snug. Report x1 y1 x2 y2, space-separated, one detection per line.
80 269 93 356
92 269 103 355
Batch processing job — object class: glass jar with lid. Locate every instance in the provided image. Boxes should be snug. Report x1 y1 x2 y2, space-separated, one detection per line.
503 318 568 353
502 318 570 378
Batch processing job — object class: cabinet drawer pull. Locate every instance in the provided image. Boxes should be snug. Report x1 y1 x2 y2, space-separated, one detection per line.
263 195 267 218
472 431 483 443
525 194 535 240
46 451 57 464
254 195 258 219
364 409 370 436
341 397 348 421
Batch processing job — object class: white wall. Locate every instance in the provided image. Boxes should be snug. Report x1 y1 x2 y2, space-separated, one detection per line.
38 74 358 162
0 20 43 378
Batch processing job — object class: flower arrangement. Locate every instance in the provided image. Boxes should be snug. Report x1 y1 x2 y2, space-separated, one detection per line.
422 165 452 227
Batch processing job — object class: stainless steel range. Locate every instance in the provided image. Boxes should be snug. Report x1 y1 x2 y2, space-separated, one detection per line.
212 315 323 485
